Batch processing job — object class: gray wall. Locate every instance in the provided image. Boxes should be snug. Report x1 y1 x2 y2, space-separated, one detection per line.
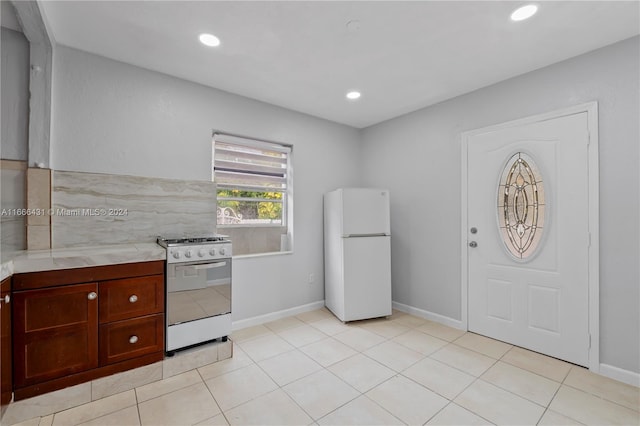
361 36 640 374
47 36 640 375
1 25 29 254
1 27 29 161
51 46 362 321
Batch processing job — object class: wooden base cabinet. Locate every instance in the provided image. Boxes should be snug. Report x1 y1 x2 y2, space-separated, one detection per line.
13 283 99 389
1 277 12 416
12 261 164 400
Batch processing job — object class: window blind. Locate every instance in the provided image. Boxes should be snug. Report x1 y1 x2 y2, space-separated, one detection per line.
213 134 291 194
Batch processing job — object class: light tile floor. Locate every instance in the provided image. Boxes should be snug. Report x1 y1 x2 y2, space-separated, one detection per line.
8 309 640 426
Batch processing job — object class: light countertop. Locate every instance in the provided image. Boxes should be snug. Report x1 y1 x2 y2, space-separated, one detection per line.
1 243 166 280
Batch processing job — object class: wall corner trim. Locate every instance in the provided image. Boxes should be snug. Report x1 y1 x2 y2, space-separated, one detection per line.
12 0 54 168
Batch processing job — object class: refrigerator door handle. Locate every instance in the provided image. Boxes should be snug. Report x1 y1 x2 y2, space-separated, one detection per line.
342 233 389 238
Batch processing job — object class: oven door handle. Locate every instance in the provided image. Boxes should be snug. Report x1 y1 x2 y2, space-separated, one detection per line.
175 261 228 271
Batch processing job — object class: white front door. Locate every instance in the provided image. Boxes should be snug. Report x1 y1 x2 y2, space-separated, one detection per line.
466 111 591 366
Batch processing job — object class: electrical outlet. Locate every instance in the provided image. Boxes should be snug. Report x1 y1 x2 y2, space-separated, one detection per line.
308 273 314 284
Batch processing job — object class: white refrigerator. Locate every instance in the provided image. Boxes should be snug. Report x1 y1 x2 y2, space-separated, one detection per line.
324 188 392 322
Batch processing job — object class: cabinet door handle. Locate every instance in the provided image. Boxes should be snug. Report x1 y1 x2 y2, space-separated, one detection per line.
129 295 138 303
87 292 98 300
4 295 9 304
129 335 139 344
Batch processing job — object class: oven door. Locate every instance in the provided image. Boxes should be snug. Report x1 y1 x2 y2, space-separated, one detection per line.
166 258 231 327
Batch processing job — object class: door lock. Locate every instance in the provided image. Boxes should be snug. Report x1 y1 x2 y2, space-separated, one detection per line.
470 227 478 234
469 241 478 248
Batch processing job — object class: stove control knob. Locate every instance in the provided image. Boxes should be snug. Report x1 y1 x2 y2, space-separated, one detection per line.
209 247 216 256
219 247 226 256
185 249 193 258
198 249 206 257
172 251 181 259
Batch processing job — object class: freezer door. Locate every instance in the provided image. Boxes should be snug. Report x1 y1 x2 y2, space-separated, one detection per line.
342 235 392 321
341 188 390 236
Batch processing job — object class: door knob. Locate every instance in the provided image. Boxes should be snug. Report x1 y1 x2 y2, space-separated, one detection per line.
88 292 98 300
469 241 478 248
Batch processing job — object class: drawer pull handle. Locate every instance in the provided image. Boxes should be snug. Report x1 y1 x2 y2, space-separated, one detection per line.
4 295 9 304
129 335 139 344
129 295 138 303
87 292 98 300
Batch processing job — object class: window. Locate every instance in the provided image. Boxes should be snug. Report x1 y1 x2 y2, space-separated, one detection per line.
213 133 292 254
497 152 545 260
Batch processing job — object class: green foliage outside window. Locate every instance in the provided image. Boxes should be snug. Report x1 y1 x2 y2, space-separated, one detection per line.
217 189 283 222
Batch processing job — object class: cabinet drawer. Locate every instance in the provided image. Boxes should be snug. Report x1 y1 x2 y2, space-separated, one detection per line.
99 275 164 323
99 314 164 365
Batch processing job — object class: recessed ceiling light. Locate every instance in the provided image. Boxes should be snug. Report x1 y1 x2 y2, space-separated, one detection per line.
199 33 220 47
346 91 361 100
510 4 538 21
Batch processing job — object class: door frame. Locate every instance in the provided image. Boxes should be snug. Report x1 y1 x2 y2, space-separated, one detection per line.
460 102 599 372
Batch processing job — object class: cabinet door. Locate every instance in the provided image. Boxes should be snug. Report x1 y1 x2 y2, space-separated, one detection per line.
1 278 12 408
13 283 99 388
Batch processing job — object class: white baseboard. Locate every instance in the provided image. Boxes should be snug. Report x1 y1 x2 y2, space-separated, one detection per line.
392 301 464 330
232 300 325 331
391 304 639 388
599 363 640 387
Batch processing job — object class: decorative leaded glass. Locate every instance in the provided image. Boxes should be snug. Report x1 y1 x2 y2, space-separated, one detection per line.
498 152 545 259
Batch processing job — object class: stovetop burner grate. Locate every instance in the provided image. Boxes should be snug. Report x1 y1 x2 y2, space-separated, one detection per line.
157 235 230 247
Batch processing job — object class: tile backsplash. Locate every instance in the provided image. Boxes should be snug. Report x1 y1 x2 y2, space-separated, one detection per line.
51 170 216 248
0 160 27 254
26 167 52 250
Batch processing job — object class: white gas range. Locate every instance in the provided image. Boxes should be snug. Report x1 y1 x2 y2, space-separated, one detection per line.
157 235 232 354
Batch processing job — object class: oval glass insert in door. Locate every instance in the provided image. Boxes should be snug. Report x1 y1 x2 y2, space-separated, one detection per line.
497 152 545 260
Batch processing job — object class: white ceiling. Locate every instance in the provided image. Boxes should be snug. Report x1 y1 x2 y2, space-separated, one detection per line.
38 1 639 128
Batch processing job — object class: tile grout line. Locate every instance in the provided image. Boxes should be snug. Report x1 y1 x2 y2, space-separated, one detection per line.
306 362 363 421
327 319 432 425
135 371 202 405
557 378 640 415
272 355 353 425
537 381 580 426
134 384 143 426
216 317 633 424
424 400 496 426
424 342 498 378
498 357 570 384
442 353 500 420
195 366 228 426
16 312 638 425
364 322 482 426
478 352 565 410
282 318 402 424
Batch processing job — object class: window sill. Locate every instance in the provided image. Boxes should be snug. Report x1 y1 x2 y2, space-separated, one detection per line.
218 225 285 229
